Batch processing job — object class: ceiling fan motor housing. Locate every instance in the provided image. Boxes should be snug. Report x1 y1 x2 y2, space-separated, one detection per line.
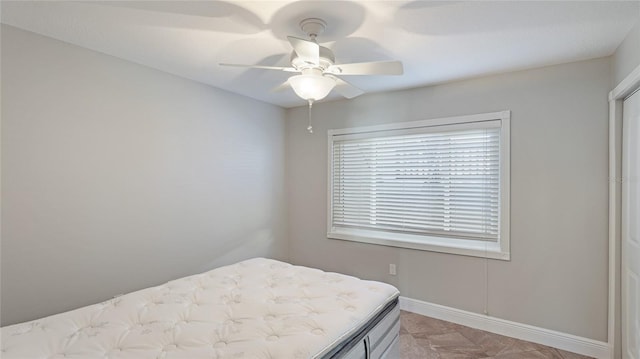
290 18 335 71
291 46 335 71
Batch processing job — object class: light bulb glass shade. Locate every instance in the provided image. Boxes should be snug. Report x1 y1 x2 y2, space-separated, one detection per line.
288 74 336 101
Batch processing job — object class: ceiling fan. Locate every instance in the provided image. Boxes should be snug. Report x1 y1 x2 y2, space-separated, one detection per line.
220 18 403 103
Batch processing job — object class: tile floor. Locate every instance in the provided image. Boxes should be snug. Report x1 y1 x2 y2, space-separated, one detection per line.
399 311 593 359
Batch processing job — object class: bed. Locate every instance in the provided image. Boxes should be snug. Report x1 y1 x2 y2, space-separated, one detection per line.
0 258 400 358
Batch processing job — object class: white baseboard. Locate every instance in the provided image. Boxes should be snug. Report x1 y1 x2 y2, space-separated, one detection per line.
399 296 611 359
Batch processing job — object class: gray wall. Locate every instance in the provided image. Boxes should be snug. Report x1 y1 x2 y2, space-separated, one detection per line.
1 25 288 326
613 19 640 86
286 58 611 341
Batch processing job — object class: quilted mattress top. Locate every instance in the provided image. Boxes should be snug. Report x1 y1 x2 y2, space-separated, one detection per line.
1 258 399 359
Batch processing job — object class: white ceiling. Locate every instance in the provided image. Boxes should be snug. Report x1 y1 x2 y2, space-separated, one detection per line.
2 1 639 108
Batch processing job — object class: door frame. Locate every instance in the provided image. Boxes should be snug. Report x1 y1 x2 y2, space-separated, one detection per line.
609 63 640 359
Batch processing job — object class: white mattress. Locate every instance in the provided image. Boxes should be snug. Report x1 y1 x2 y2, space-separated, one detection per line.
1 258 399 358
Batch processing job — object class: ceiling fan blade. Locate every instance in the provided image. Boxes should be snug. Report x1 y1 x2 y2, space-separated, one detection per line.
330 76 365 99
326 61 403 76
287 36 320 66
271 80 290 93
219 63 297 72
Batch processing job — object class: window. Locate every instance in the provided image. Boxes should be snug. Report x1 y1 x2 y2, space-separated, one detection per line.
328 111 510 260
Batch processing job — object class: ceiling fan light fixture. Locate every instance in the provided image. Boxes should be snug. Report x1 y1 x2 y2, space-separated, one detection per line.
288 74 336 102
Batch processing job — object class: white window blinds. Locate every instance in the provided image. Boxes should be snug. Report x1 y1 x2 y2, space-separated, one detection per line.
331 121 501 242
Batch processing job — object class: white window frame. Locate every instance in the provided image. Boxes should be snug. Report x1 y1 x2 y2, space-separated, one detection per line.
327 111 511 260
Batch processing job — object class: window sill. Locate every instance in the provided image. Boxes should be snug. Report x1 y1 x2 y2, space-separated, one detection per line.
327 228 510 261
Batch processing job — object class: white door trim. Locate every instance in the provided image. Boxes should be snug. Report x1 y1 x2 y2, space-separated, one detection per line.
609 63 640 359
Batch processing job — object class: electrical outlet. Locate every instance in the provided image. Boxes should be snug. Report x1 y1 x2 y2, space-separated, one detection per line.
389 264 397 276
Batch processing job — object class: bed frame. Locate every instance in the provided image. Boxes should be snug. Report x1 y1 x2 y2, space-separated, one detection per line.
332 300 400 359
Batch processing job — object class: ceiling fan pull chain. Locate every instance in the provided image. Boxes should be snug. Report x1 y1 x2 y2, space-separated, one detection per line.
307 100 314 134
